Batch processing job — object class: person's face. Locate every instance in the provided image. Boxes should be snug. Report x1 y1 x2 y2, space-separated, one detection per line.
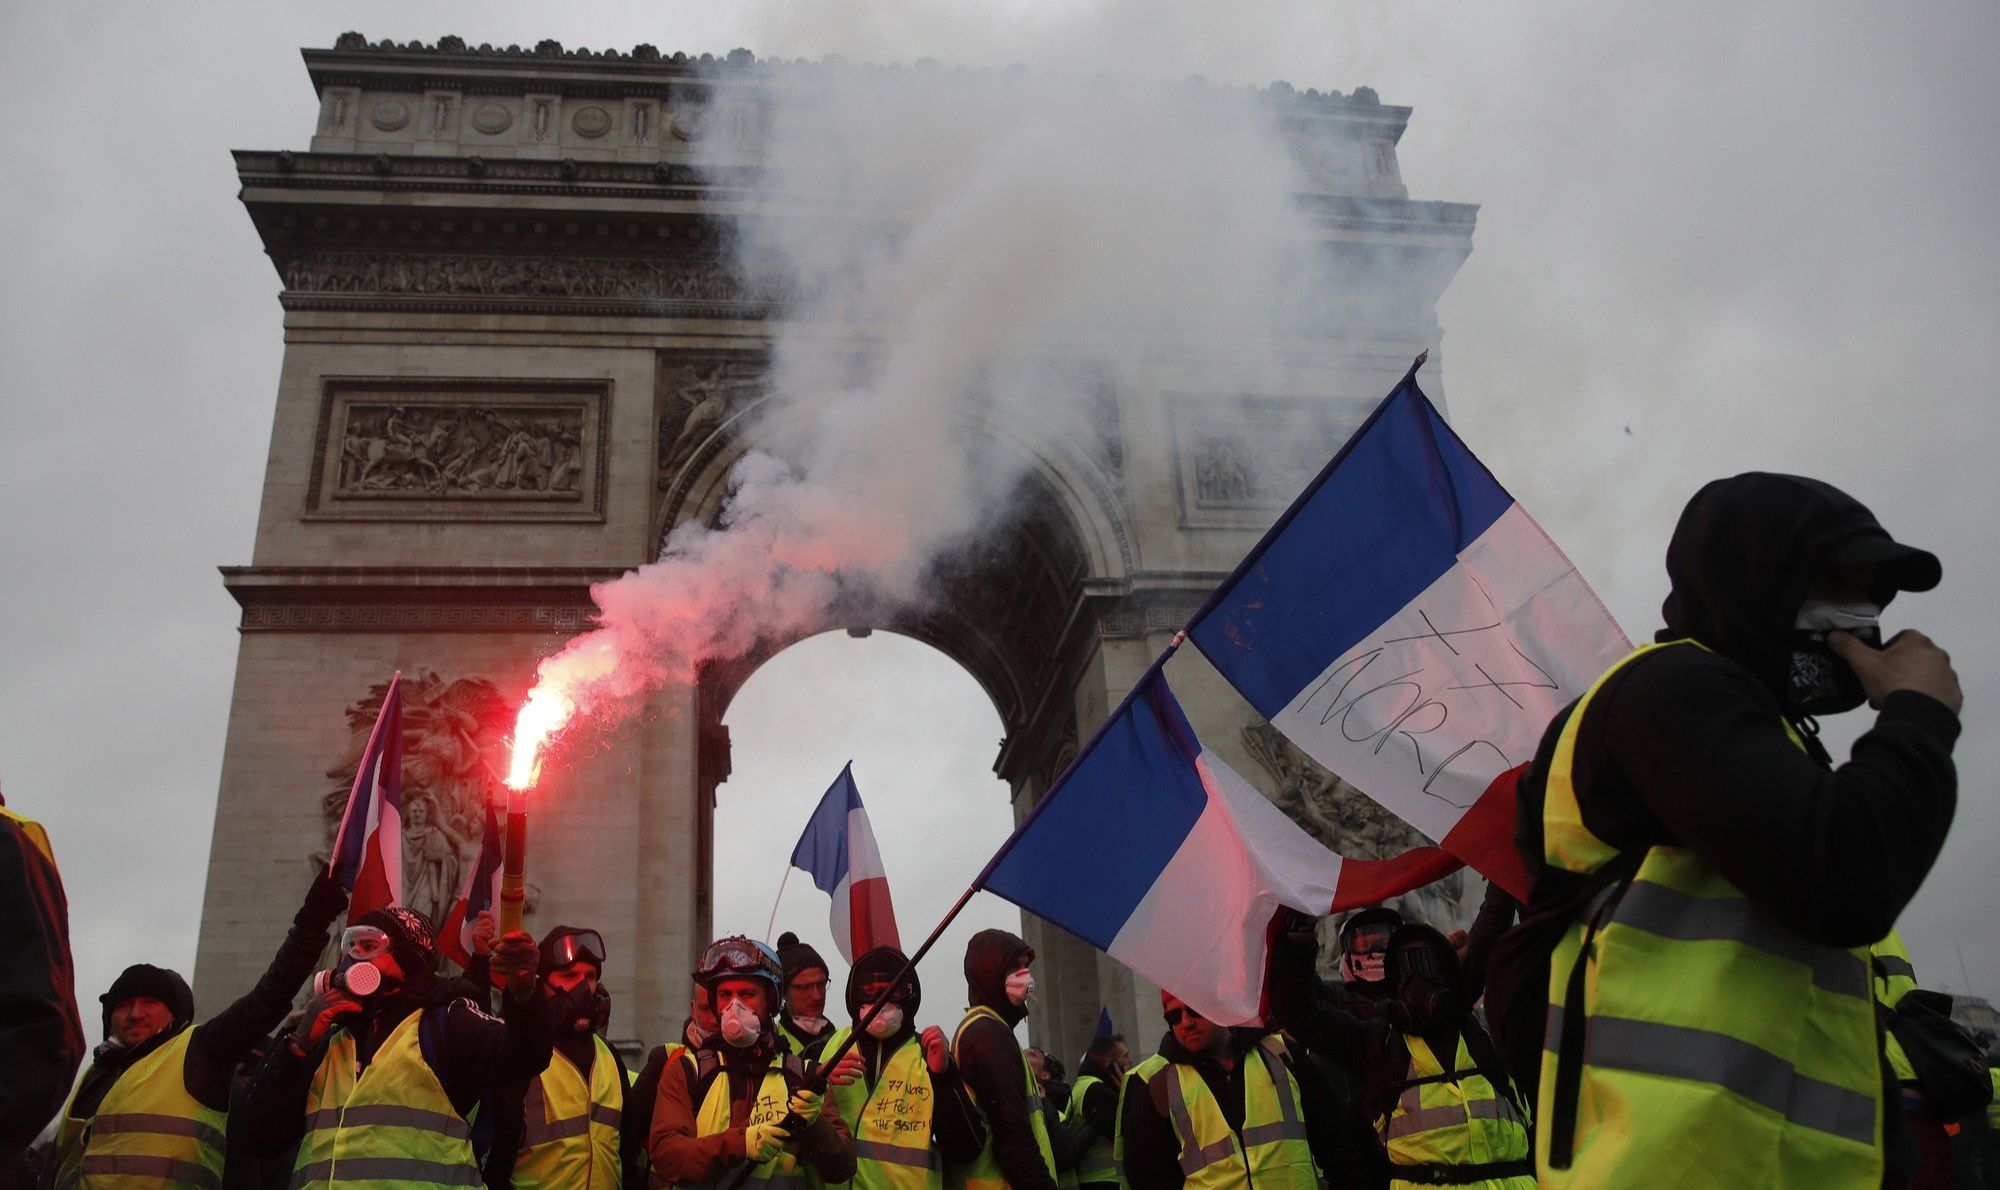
545 960 599 995
715 979 770 1018
111 996 174 1046
787 967 829 1019
691 982 719 1032
406 798 430 829
1111 1041 1132 1076
1164 995 1226 1057
1027 1048 1049 1083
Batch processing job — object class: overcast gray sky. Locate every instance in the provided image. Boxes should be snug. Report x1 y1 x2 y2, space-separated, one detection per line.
3 0 1996 1045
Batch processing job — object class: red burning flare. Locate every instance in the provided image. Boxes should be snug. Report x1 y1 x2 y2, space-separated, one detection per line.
506 686 576 791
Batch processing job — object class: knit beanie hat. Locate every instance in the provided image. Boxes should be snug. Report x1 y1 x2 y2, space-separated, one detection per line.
775 931 828 985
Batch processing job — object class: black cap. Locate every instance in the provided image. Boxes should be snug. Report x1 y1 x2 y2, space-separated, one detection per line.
775 931 828 984
1822 531 1941 594
353 906 439 975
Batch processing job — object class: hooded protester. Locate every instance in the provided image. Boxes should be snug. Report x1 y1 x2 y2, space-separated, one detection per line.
1508 473 1960 1190
819 946 985 1190
949 929 1058 1190
775 933 838 1061
1116 991 1323 1190
51 870 348 1190
487 926 643 1190
233 906 557 1190
647 937 854 1190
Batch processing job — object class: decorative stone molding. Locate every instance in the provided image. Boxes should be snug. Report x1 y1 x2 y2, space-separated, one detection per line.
1166 393 1375 528
280 251 779 306
370 98 412 131
241 603 596 633
305 377 610 523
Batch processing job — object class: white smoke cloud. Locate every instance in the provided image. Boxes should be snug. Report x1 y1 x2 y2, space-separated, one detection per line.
518 56 1359 746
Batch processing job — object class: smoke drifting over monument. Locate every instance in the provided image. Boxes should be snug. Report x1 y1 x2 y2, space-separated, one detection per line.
521 59 1387 738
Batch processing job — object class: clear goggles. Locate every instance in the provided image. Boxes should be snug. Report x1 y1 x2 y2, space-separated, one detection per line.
341 925 394 962
550 929 607 969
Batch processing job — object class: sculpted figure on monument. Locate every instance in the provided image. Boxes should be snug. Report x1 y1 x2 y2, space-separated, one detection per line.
1240 719 1474 975
658 359 765 481
334 403 584 498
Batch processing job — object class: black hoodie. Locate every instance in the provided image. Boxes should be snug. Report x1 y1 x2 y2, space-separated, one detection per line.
837 946 985 1166
955 929 1057 1190
1515 471 1959 949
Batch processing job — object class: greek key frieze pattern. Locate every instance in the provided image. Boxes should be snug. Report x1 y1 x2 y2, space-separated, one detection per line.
239 605 595 633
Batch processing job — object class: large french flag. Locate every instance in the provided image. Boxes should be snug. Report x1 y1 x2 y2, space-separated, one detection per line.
979 665 1461 1025
789 765 901 964
438 798 502 969
328 672 404 917
1185 371 1628 897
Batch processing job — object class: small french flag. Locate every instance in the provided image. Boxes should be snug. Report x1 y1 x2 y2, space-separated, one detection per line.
329 672 404 917
438 799 503 969
788 764 901 964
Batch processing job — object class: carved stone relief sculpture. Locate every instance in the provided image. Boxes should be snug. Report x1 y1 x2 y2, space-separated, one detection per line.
655 358 766 487
313 671 539 937
335 402 585 500
281 252 778 306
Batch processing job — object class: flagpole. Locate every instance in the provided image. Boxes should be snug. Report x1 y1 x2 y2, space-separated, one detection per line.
765 866 793 944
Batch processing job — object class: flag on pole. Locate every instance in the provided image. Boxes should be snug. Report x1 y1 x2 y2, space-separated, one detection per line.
328 673 405 917
978 665 1463 1025
438 798 503 969
1184 372 1629 897
788 764 901 963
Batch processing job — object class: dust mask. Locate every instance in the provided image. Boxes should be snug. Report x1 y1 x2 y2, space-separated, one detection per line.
863 1005 905 1039
720 999 762 1048
1005 970 1035 1008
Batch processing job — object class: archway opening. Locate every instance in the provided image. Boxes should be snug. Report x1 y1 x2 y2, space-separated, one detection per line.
713 630 1026 1037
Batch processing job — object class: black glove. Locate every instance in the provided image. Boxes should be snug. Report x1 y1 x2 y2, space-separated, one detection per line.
491 930 539 999
297 869 350 932
289 986 362 1055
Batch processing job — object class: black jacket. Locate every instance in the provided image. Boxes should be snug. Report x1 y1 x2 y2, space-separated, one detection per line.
955 929 1056 1190
0 810 83 1161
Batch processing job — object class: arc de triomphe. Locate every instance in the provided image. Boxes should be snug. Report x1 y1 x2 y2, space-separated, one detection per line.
194 34 1478 1067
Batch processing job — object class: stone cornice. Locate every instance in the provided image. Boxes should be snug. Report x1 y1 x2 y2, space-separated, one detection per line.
221 565 626 634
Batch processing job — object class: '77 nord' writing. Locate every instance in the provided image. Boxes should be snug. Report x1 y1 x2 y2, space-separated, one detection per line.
1292 609 1556 807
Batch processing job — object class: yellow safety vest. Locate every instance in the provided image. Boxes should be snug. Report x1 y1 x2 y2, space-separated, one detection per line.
1111 1055 1170 1185
1538 641 1883 1190
948 1007 1055 1190
1064 1077 1114 1187
513 1035 624 1190
1 803 56 865
821 1028 941 1190
1987 1069 2000 1132
292 1010 483 1190
54 1028 225 1190
780 1019 832 1061
691 1051 813 1190
1150 1036 1316 1190
1870 930 1921 1083
1378 1034 1532 1190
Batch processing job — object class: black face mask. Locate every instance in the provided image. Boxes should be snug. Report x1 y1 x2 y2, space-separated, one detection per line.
554 983 598 1034
1398 976 1461 1030
1786 601 1879 716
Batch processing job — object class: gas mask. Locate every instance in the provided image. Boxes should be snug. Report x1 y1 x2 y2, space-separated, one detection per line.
1389 934 1462 1030
719 998 763 1048
552 982 598 1034
1005 969 1035 1008
863 1004 906 1039
1788 600 1880 715
315 925 396 1001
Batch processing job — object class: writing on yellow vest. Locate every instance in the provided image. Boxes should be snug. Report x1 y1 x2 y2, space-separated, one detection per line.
1063 1077 1114 1187
55 1027 225 1190
691 1051 814 1190
1538 641 1883 1190
292 1010 482 1190
1378 1033 1531 1190
1150 1036 1315 1190
821 1028 941 1190
948 1007 1054 1190
513 1035 624 1190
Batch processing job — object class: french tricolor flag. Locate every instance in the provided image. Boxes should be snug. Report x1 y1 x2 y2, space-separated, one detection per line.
979 666 1460 1025
1185 369 1629 897
788 765 901 964
438 798 502 970
329 672 404 917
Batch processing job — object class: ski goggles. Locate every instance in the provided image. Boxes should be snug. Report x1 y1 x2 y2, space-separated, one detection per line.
340 925 395 962
546 929 606 969
1394 943 1452 982
1344 923 1397 956
696 936 780 982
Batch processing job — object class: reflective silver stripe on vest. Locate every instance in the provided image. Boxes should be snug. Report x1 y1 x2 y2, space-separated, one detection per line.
520 1115 591 1146
854 1140 941 1169
292 1157 486 1187
1239 1043 1308 1150
90 1113 227 1152
78 1154 223 1190
1157 1075 1238 1177
1024 1095 1045 1113
1382 1097 1518 1142
304 1105 472 1141
1077 1153 1116 1174
1875 954 1916 982
1612 882 1870 999
1546 1008 1875 1145
590 1104 622 1128
1238 1122 1308 1148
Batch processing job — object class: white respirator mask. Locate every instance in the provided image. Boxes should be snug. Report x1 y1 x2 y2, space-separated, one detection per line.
864 1005 905 1039
1005 969 1035 1008
720 999 763 1048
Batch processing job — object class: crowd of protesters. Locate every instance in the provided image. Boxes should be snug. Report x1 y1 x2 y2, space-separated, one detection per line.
5 471 1997 1190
